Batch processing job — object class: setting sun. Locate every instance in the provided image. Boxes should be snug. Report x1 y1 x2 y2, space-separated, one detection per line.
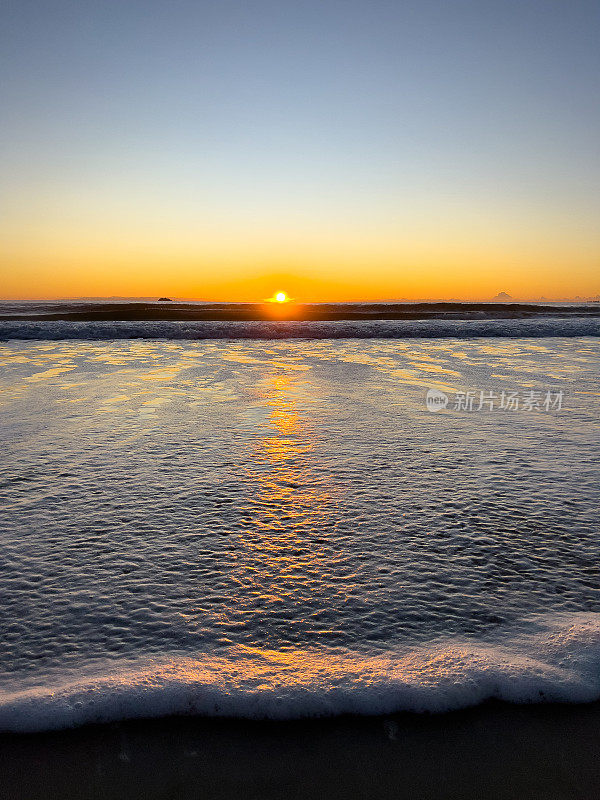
275 292 288 303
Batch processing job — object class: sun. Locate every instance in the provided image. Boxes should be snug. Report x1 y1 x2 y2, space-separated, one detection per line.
265 290 291 304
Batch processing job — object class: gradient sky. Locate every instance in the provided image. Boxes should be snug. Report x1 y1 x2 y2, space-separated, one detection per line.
1 0 599 301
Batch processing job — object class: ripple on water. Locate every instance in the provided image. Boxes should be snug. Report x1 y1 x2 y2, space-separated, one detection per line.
0 338 598 702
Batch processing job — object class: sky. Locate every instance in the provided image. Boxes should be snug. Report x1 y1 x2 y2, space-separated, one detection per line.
1 0 599 301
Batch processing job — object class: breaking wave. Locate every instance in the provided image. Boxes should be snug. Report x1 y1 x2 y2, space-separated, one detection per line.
1 318 599 340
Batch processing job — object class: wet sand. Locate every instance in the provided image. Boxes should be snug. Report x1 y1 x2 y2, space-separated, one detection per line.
2 701 600 799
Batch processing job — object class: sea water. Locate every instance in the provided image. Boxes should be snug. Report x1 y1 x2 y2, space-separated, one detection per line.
0 332 599 731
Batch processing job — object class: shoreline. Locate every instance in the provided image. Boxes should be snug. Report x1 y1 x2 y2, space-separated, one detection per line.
2 701 600 799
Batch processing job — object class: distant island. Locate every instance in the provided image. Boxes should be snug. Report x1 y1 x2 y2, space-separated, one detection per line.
491 292 513 302
158 297 172 302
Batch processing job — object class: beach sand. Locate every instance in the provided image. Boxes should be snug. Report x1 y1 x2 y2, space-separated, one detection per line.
2 701 600 799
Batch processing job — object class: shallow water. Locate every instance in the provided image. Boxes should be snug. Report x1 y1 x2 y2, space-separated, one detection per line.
0 337 599 730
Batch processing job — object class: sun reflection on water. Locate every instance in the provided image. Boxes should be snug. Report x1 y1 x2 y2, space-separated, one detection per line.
219 366 342 641
247 370 328 526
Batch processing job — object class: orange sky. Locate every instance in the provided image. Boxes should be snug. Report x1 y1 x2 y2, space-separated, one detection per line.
2 223 598 301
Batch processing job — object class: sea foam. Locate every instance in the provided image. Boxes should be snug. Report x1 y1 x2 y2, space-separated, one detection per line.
1 317 600 340
1 614 600 732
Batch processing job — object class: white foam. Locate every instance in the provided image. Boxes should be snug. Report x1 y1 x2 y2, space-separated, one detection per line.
2 613 600 732
1 317 599 340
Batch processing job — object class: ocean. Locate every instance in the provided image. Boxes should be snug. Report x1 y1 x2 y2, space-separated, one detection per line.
0 302 599 732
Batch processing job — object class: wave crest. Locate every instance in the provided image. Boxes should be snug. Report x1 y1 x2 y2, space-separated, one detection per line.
1 318 599 340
